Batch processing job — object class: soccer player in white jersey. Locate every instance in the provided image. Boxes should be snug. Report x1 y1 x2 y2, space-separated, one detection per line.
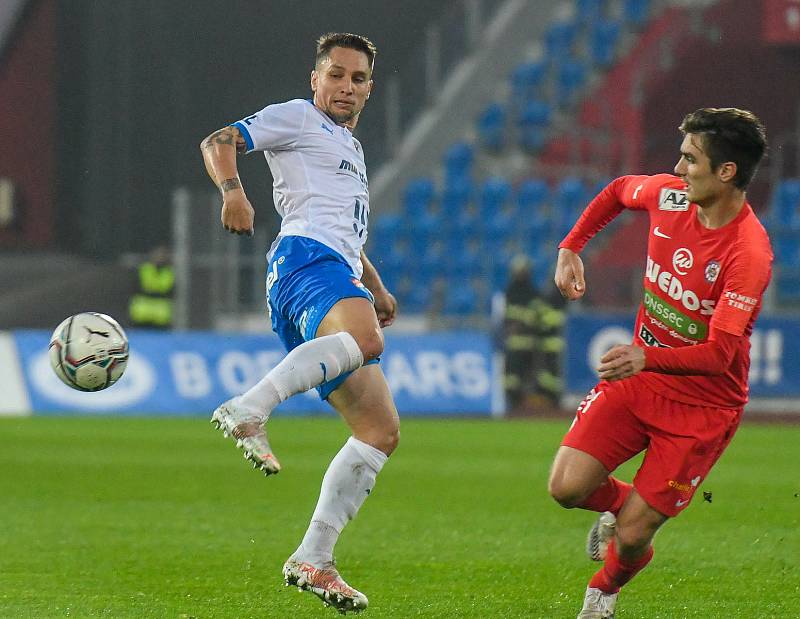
200 32 398 614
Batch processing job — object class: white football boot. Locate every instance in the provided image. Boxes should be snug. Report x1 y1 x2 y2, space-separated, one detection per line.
211 398 281 476
577 586 618 618
283 557 368 614
586 511 616 562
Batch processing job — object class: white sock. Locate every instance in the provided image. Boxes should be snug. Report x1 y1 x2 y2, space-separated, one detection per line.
237 332 363 419
295 437 388 565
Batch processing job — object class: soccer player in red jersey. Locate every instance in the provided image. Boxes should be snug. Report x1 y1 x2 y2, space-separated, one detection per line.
548 108 771 618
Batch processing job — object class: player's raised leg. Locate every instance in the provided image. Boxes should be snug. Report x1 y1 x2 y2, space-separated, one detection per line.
212 297 383 475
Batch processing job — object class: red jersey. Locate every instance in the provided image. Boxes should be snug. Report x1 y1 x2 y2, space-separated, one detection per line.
560 174 773 409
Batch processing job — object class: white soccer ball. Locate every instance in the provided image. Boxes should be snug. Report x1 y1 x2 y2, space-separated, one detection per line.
48 312 129 392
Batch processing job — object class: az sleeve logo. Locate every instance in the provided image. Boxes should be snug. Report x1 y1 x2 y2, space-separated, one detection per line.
658 188 689 211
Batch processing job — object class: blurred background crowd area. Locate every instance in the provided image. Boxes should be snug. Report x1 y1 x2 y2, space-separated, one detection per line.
1 0 799 333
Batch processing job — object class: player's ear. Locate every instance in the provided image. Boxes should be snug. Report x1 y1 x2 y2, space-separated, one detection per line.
310 70 318 92
717 161 737 184
366 79 373 99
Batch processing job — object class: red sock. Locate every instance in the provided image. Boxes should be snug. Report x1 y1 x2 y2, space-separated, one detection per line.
589 539 654 594
579 477 633 515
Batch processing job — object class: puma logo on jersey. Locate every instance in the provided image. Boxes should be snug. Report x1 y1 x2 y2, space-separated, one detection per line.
659 188 689 211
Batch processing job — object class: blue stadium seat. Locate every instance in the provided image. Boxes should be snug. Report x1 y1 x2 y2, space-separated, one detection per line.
368 213 403 252
517 100 552 153
443 283 478 316
520 212 551 247
577 0 606 24
623 0 651 27
772 233 800 266
403 178 436 219
588 177 613 198
479 177 513 215
444 142 475 181
544 20 579 60
486 209 515 239
510 60 548 102
554 177 588 210
775 269 800 304
555 59 587 107
415 209 443 238
477 102 507 151
450 206 481 238
441 177 473 211
403 284 432 313
589 19 621 67
516 179 550 212
772 179 800 227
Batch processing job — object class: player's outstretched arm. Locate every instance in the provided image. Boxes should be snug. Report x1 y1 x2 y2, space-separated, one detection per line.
554 248 586 300
200 125 254 236
360 250 397 328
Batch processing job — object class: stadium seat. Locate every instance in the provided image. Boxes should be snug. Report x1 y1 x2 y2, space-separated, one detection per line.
479 177 513 216
402 283 432 313
443 282 478 315
544 20 579 61
775 269 800 304
477 102 507 151
772 233 800 266
486 209 515 239
772 179 800 227
416 209 443 238
576 0 606 24
517 100 553 153
403 178 436 219
441 177 474 211
510 60 548 102
450 205 481 238
444 142 475 181
555 59 587 108
589 19 621 67
516 179 550 212
623 0 651 27
554 177 588 210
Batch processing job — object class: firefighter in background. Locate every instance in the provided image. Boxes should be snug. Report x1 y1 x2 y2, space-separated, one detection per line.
503 254 566 411
129 245 175 329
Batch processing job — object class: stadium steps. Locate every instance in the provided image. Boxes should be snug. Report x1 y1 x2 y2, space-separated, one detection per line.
0 253 134 329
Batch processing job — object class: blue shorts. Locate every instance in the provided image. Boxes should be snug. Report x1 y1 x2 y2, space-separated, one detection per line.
266 235 379 400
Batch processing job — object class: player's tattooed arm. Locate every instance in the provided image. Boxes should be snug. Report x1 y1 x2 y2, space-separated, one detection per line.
220 178 242 193
200 126 247 154
201 125 247 190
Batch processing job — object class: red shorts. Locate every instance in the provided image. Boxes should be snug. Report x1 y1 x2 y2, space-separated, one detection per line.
562 374 742 517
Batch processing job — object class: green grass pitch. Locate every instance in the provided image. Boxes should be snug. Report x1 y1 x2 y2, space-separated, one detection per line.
1 416 798 618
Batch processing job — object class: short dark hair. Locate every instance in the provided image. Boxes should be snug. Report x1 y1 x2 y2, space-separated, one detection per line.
679 108 767 190
316 32 377 72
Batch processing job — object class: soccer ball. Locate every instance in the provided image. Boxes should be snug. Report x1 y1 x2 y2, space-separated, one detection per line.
48 312 129 392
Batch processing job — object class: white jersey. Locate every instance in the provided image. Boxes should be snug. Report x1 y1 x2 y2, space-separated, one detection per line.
233 98 369 277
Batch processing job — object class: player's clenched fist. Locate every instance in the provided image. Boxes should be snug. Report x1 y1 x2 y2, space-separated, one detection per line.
555 247 585 300
221 194 255 236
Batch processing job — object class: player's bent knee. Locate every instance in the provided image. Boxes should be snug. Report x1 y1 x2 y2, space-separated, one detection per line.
355 328 384 362
359 426 399 456
615 523 655 552
547 478 585 509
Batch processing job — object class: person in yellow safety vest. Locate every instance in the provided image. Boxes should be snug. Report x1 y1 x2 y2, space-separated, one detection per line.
129 246 175 329
503 254 566 412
